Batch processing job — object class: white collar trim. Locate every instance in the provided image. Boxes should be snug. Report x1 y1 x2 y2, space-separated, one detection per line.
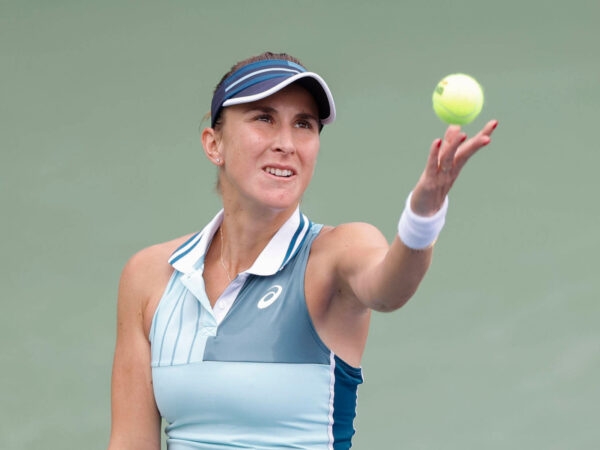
168 206 310 276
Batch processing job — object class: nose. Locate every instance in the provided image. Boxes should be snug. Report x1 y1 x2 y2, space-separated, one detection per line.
272 125 296 154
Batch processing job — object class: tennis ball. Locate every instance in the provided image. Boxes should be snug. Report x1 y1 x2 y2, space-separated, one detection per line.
432 73 484 125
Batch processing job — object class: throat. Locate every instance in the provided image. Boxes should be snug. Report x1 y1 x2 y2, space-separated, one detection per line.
219 225 234 282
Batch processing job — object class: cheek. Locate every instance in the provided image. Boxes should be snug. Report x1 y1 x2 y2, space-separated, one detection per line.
301 146 320 182
305 141 320 165
225 132 265 160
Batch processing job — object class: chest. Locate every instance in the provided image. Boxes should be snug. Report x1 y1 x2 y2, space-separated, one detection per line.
150 267 330 368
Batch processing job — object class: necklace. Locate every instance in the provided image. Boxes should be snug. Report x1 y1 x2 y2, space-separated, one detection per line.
219 225 233 282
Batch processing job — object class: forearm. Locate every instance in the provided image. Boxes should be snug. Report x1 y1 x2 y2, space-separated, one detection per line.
351 190 445 312
109 253 163 450
364 235 434 312
108 338 162 450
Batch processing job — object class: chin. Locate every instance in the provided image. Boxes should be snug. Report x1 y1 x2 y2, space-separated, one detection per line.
256 192 302 213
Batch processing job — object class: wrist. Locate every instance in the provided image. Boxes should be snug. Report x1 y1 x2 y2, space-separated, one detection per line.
397 191 448 250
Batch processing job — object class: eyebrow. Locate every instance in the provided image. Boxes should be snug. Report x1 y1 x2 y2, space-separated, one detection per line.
295 112 319 123
242 105 276 114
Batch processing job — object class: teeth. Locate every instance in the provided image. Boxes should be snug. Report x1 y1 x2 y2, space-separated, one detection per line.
265 167 293 177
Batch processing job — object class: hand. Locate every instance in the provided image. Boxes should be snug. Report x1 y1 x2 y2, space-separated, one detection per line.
410 119 499 216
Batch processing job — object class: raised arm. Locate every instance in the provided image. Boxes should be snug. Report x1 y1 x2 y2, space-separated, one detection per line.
337 120 498 312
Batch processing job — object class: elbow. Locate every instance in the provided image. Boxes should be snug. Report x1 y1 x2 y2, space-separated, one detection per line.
370 290 416 313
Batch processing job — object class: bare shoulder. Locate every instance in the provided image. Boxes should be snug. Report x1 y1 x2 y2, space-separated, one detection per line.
306 222 389 366
308 221 390 303
312 222 389 263
120 234 193 290
118 233 196 334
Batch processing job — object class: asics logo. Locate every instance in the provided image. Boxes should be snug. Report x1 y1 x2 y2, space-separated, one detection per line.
257 285 283 309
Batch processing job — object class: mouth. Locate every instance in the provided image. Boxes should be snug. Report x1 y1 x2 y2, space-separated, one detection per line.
264 166 295 178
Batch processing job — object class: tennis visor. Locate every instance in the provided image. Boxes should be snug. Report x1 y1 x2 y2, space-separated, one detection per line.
211 59 336 128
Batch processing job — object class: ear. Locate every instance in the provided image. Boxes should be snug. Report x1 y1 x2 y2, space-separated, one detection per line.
201 127 223 166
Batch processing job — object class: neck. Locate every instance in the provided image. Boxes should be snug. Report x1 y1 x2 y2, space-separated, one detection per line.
218 203 299 277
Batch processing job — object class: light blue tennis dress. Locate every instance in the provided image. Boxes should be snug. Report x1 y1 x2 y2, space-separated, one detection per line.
150 208 364 449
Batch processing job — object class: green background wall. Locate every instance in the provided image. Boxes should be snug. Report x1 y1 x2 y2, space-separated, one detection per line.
2 1 599 448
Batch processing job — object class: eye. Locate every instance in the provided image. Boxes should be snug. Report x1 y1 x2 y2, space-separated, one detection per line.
255 114 273 123
295 119 315 130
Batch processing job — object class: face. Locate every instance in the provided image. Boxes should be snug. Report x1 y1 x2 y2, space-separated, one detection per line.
205 84 321 214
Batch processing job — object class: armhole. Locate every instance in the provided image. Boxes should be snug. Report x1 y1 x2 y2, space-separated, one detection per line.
301 224 363 372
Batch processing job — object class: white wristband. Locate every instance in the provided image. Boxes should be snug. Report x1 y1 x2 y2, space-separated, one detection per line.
397 191 449 250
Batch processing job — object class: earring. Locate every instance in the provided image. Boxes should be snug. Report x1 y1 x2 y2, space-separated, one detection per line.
216 158 221 164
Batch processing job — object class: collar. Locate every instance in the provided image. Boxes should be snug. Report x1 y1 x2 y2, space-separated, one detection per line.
168 206 311 276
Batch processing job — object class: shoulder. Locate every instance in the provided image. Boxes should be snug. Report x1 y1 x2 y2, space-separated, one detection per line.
306 222 389 365
308 221 389 299
120 234 193 289
312 222 389 262
117 233 196 328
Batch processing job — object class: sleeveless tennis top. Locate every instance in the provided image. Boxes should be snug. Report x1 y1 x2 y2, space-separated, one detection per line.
150 208 364 449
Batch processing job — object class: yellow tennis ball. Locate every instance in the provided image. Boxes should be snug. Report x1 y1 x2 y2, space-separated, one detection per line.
432 73 484 125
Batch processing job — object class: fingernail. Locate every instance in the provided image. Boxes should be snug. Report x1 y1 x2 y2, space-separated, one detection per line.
492 120 499 130
436 138 442 149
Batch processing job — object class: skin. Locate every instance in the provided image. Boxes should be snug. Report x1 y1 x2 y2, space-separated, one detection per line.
108 83 498 450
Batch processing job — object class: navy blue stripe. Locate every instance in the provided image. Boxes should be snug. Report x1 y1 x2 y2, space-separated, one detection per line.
280 213 306 270
224 72 299 100
168 231 202 265
332 355 363 449
224 60 306 88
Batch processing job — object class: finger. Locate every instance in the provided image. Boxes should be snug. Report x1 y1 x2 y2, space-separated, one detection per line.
425 138 443 175
481 119 499 137
454 120 498 170
439 125 466 172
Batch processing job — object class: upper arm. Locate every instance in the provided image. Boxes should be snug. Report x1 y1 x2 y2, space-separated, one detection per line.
108 251 163 450
328 222 390 305
326 222 433 312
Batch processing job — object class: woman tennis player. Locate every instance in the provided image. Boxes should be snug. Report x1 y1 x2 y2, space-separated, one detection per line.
108 51 498 449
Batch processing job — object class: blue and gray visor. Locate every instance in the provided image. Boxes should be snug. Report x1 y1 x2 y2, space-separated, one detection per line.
210 59 336 128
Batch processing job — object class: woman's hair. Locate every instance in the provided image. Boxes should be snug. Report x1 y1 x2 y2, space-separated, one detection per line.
211 52 304 128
